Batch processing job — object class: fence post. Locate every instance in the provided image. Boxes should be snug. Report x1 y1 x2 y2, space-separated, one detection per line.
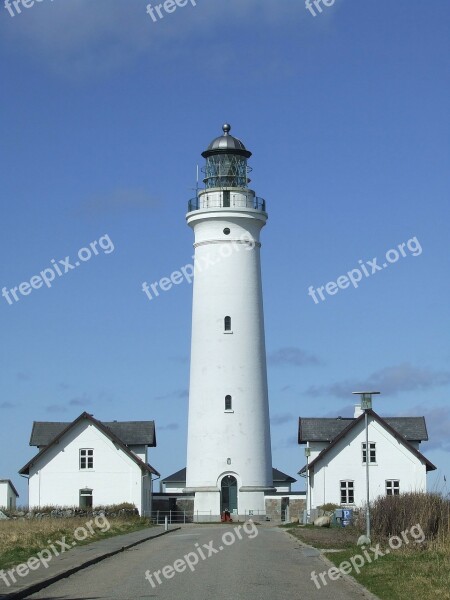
157 510 159 525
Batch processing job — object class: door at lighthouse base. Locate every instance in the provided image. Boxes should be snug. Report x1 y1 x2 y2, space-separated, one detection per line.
221 475 238 514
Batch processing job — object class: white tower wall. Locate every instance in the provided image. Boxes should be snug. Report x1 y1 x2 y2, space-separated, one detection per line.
186 193 274 519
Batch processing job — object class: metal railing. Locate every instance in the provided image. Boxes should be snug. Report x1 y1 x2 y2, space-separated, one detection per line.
188 193 266 213
151 510 194 524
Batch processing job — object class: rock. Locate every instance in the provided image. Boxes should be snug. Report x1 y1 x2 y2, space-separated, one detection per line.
290 517 299 524
314 516 331 527
0 510 9 520
357 535 371 546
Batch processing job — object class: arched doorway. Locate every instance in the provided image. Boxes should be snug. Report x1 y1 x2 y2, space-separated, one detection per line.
221 475 238 514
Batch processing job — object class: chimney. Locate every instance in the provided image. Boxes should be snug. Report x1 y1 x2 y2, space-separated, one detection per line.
354 404 364 418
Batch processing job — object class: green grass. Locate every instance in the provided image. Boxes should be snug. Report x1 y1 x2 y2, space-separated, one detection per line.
325 545 450 600
289 526 450 600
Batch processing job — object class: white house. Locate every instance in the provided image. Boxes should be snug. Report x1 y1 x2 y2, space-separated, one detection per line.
19 412 159 515
299 405 436 512
0 480 19 510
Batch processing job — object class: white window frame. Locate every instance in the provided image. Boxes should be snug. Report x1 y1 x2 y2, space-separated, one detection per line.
79 448 94 470
362 441 377 464
340 480 355 504
386 480 400 496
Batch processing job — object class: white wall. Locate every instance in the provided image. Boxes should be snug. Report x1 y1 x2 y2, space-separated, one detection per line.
0 482 17 510
161 482 185 494
186 195 273 516
310 416 428 508
27 420 145 513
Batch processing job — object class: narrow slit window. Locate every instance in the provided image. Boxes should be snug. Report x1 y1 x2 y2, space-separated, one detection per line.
224 316 231 331
225 395 232 411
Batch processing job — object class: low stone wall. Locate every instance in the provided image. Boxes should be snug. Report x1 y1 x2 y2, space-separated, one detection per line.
265 497 306 523
2 506 139 520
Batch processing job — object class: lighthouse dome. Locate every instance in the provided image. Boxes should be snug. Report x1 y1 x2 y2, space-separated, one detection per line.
202 124 252 158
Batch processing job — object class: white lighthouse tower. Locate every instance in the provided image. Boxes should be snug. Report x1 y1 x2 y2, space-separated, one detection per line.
185 124 274 520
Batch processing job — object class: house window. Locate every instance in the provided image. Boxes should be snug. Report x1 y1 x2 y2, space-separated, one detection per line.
225 395 232 411
362 442 376 464
340 480 354 504
79 489 93 508
386 480 400 496
224 316 232 332
80 449 94 470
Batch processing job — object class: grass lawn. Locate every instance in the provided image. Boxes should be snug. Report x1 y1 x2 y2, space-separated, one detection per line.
0 516 154 571
287 525 450 600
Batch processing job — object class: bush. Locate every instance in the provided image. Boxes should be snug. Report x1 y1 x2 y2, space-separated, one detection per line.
355 492 450 542
317 503 340 513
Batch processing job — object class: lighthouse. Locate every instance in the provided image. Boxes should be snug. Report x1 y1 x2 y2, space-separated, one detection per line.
185 124 274 520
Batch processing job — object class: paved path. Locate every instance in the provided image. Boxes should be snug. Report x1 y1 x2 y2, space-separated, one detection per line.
21 524 373 600
0 525 174 600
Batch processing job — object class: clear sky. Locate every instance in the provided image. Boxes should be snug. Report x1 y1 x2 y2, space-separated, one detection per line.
1 0 449 503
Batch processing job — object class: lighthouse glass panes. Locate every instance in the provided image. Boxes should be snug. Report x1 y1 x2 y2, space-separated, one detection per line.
203 154 249 189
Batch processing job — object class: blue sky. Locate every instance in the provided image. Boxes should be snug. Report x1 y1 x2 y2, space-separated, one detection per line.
1 0 449 503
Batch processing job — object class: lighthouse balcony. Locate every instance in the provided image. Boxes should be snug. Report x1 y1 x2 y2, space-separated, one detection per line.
188 189 266 213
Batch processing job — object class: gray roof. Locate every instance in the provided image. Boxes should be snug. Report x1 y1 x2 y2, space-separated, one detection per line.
299 410 435 474
162 467 296 484
30 419 156 447
298 416 428 443
20 412 159 477
202 124 252 159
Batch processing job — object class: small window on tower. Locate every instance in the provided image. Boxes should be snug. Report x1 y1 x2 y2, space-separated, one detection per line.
224 316 232 332
225 395 232 411
223 191 230 207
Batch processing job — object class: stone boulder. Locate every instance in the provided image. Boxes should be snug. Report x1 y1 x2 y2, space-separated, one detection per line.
314 516 331 527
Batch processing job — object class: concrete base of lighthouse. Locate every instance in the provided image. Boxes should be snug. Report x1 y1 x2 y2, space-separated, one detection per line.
187 487 275 522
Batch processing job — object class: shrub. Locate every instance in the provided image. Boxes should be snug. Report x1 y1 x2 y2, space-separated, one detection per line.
355 492 450 542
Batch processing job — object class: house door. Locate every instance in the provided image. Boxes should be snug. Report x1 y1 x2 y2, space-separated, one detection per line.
221 475 238 513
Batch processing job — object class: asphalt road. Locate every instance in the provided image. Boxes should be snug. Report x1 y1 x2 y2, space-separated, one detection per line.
25 524 369 600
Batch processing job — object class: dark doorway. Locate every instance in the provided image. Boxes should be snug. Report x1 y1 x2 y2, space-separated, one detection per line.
221 475 238 513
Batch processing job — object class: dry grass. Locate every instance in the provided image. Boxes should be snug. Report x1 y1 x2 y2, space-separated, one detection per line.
0 515 152 570
290 493 450 600
355 492 450 541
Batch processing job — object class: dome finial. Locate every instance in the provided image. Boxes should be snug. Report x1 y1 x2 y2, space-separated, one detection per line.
222 123 231 135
